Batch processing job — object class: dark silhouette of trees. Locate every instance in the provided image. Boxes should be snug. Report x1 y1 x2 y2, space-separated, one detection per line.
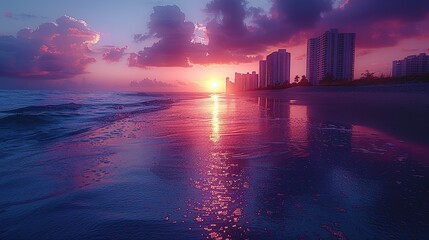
299 75 309 85
294 75 300 84
360 70 376 80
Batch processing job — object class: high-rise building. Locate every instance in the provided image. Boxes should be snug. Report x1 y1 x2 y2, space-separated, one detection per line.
250 71 258 90
307 29 355 85
235 72 244 91
225 77 233 93
392 53 429 77
258 60 267 88
306 39 318 85
265 49 291 87
225 72 259 92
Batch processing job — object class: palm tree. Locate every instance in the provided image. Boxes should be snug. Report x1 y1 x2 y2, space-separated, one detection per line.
361 70 375 80
294 75 300 84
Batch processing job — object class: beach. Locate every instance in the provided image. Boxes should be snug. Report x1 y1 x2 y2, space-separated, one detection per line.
1 85 429 239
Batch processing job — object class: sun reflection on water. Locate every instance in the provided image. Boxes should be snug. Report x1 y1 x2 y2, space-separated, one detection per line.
210 94 221 142
191 152 249 240
189 94 249 239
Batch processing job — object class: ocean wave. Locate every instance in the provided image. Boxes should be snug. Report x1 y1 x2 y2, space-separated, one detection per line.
4 103 83 114
0 93 178 144
118 92 167 97
95 105 170 123
0 114 52 126
105 99 175 110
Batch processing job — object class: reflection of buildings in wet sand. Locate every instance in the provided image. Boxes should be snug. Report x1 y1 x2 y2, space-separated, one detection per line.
253 97 356 220
288 102 309 157
257 97 309 157
257 96 356 157
251 97 314 222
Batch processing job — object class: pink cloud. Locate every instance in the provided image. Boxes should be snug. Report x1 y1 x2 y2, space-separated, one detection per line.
0 15 99 79
4 11 13 18
102 46 127 63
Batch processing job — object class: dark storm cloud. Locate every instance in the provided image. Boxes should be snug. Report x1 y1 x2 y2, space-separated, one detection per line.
132 0 429 67
328 0 429 23
102 46 127 62
321 0 429 48
203 0 331 55
131 0 333 67
270 0 332 28
130 4 258 68
0 15 99 79
206 0 429 50
130 5 198 67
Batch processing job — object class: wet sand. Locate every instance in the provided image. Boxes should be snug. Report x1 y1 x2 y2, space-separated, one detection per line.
1 85 429 239
243 84 429 145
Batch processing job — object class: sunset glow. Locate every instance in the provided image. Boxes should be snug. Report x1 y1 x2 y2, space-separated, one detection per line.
210 81 219 92
0 0 428 91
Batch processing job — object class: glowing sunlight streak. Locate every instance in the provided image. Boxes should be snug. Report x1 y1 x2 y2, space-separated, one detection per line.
210 94 220 142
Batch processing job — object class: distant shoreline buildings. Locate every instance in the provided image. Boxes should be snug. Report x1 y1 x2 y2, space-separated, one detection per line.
226 49 291 93
392 53 429 78
225 28 428 93
226 72 258 93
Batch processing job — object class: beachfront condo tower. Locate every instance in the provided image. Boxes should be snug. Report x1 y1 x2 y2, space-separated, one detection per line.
392 53 429 77
307 29 355 85
258 60 267 88
264 49 291 87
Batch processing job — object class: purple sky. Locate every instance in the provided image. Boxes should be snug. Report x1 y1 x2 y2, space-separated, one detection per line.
1 0 429 91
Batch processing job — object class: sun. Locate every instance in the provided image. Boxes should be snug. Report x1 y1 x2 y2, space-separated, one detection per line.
210 81 219 91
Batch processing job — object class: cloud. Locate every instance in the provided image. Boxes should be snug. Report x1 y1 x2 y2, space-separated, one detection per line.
320 0 429 48
295 54 306 61
356 49 373 57
203 0 332 55
4 12 13 18
130 5 259 68
130 1 333 67
269 0 332 28
102 46 127 62
0 15 99 80
401 48 419 53
130 5 199 67
130 78 202 92
206 0 429 50
3 11 47 20
132 0 429 68
130 78 175 88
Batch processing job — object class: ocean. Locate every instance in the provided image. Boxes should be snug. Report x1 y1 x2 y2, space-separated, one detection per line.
0 88 428 239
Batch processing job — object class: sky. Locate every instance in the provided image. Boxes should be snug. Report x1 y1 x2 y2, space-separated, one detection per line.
1 0 429 92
